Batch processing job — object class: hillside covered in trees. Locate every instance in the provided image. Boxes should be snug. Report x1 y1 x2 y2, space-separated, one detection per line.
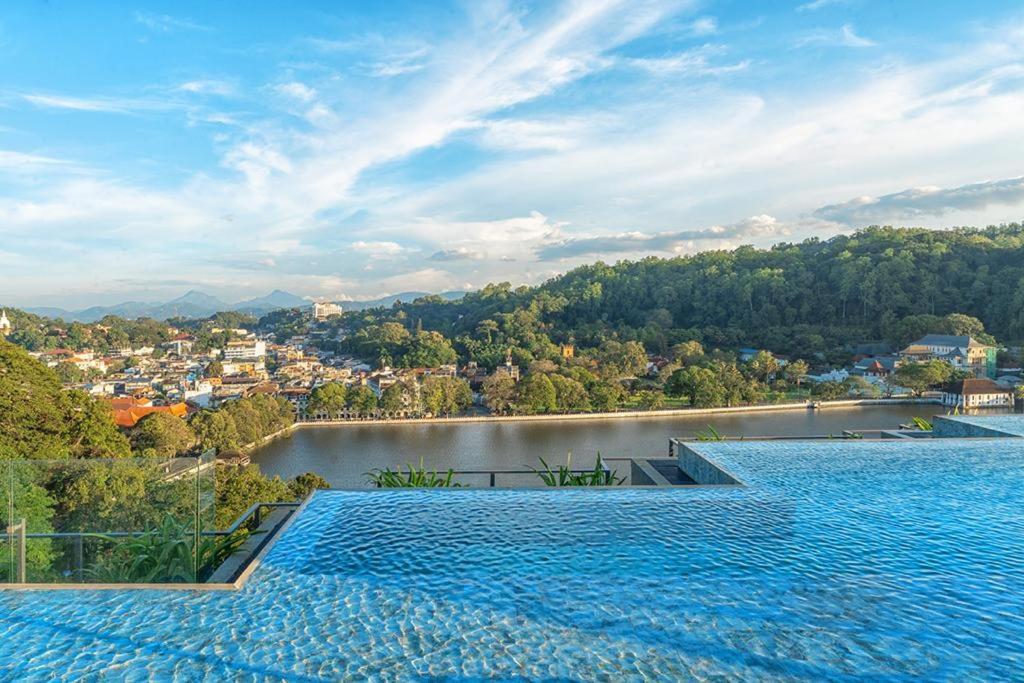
342 224 1024 364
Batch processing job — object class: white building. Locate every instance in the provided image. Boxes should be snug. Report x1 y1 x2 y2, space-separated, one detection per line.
941 379 1014 409
0 310 11 336
313 301 343 319
223 340 267 360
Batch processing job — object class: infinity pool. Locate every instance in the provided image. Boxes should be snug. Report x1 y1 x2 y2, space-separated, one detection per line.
2 438 1023 680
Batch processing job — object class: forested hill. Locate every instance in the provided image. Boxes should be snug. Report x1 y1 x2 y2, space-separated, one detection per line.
379 224 1024 356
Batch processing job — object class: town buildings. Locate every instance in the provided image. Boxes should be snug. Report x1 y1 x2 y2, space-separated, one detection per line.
900 334 997 378
313 301 343 319
941 378 1014 409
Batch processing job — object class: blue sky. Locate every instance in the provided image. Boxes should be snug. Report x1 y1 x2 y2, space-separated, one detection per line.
1 0 1023 307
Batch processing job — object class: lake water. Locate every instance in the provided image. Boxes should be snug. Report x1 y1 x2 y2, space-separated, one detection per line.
252 405 937 487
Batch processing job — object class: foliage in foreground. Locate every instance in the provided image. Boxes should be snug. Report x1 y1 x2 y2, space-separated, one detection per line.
87 514 249 583
910 416 933 431
695 425 726 441
532 453 625 487
367 459 463 488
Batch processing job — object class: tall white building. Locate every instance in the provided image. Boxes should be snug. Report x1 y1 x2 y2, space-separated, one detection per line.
223 340 267 360
313 301 343 319
0 310 10 336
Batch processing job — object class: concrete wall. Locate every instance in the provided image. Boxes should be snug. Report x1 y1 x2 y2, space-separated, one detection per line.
670 440 741 485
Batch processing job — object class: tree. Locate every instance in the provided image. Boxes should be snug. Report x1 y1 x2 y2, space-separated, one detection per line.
205 360 223 378
670 341 704 362
748 350 780 383
190 410 241 453
843 376 881 398
403 331 458 368
379 382 410 415
665 366 725 408
597 340 648 378
307 383 348 417
476 319 500 344
288 472 330 499
549 374 591 412
783 359 810 389
891 360 954 396
130 412 196 458
518 373 557 414
0 342 128 460
223 398 264 446
420 376 472 416
636 390 665 410
347 385 378 416
54 361 84 384
589 381 624 412
482 373 517 415
812 380 847 400
214 464 291 528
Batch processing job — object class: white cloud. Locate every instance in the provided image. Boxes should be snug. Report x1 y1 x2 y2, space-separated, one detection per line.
22 94 134 113
274 81 317 103
134 12 211 33
627 46 750 76
536 215 788 259
7 4 1024 304
351 241 409 256
429 247 486 261
177 80 236 96
813 177 1024 224
796 0 850 11
796 23 876 48
687 17 718 36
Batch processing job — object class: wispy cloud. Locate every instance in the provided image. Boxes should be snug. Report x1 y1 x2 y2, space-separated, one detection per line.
133 12 211 33
813 177 1024 224
537 215 788 260
177 80 236 97
429 247 486 261
796 23 876 48
20 93 173 114
5 3 1024 304
796 0 851 12
627 46 750 76
273 81 317 103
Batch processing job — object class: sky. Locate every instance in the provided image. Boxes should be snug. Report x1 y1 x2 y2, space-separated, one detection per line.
1 0 1023 308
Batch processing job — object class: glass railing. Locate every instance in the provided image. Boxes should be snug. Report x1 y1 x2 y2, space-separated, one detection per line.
1 451 216 585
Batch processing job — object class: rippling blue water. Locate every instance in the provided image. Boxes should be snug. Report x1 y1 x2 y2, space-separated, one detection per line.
2 438 1024 680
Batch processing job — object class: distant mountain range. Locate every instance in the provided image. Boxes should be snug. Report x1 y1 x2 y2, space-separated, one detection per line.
24 289 466 322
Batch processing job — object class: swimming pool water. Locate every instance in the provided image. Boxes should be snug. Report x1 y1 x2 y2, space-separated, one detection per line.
2 438 1024 680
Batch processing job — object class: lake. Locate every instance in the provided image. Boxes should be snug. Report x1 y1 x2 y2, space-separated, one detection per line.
252 404 939 487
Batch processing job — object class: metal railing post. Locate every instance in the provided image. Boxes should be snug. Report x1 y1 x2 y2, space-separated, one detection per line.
74 535 84 581
8 519 26 584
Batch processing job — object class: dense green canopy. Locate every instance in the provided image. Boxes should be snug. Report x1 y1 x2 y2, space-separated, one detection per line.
331 225 1024 363
0 340 130 460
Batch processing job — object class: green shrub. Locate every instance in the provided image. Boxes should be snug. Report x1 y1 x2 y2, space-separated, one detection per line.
367 459 463 488
532 453 625 487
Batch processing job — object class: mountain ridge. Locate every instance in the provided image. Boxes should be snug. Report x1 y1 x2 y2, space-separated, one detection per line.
23 289 468 322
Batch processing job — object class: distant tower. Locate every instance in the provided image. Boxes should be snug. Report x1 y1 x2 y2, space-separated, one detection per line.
0 310 11 337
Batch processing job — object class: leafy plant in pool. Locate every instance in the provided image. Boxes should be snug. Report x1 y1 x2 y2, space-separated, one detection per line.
86 514 249 583
367 458 464 488
532 453 625 487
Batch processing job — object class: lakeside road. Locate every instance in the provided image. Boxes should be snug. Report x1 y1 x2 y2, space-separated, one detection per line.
286 398 942 430
248 401 949 486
